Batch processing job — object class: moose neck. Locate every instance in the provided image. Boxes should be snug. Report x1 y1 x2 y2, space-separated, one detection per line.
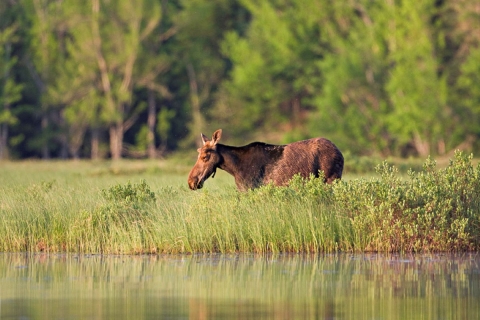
216 142 284 190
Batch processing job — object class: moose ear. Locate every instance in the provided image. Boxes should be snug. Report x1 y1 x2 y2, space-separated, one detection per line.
212 129 222 145
201 133 209 145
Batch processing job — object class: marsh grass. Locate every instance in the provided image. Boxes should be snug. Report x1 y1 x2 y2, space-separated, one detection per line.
1 151 479 254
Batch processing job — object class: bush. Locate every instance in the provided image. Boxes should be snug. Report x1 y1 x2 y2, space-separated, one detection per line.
101 180 156 209
75 180 158 253
333 151 480 252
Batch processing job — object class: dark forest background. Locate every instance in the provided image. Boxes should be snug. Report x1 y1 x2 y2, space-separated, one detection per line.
1 0 479 160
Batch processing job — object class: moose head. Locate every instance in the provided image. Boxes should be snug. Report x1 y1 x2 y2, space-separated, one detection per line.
187 129 223 190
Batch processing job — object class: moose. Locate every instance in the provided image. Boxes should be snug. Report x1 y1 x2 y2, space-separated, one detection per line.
188 129 344 191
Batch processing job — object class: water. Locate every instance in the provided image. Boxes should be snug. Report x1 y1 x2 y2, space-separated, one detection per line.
1 253 479 319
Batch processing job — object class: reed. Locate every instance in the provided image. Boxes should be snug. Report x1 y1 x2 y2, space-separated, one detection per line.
0 151 479 254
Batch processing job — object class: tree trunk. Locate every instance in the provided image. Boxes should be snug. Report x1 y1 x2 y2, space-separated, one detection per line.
147 90 156 159
109 122 123 160
41 115 50 159
187 63 203 148
291 96 301 130
413 133 430 157
59 133 68 159
91 127 100 160
68 125 87 160
51 110 69 159
437 138 446 156
0 122 8 160
158 108 169 156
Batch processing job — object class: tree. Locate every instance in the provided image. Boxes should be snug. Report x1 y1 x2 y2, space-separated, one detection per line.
170 0 249 147
312 0 450 156
89 0 165 160
218 0 326 141
455 47 480 146
49 0 166 160
0 3 23 159
42 1 103 159
133 0 174 158
444 0 480 152
311 1 391 155
23 0 67 159
384 0 447 157
3 0 479 159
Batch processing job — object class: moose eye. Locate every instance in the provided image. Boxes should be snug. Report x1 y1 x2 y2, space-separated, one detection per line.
202 154 210 161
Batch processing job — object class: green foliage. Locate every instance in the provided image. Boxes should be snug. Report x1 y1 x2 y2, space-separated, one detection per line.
2 0 480 158
311 1 390 155
334 151 480 252
133 125 150 153
455 46 480 138
101 180 156 208
156 107 175 141
0 54 23 115
73 180 158 253
0 15 23 158
218 0 326 137
384 0 447 156
172 0 249 148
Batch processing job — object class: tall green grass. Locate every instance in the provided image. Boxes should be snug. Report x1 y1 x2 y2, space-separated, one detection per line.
1 151 479 254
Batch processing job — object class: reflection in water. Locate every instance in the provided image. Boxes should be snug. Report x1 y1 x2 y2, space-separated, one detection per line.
0 253 479 319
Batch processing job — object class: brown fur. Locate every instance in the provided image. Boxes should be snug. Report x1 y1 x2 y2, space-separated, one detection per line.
188 129 344 191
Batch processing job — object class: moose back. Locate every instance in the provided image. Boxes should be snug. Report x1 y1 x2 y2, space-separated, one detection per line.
188 129 344 191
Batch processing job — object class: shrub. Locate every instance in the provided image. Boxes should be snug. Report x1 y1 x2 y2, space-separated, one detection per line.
75 180 158 253
101 180 156 209
333 151 480 252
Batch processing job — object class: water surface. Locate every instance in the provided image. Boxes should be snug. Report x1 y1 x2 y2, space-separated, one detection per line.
1 253 479 319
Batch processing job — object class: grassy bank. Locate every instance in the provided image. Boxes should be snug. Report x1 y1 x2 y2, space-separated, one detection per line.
0 152 479 254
